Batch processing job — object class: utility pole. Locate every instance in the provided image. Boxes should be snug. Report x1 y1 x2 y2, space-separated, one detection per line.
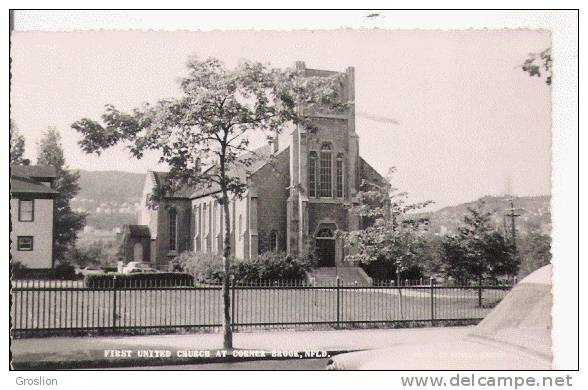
505 198 520 253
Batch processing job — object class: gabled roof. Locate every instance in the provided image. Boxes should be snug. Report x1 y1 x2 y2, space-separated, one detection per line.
11 165 57 179
149 171 194 199
122 224 151 238
190 144 274 199
10 175 59 195
150 144 277 200
359 157 388 188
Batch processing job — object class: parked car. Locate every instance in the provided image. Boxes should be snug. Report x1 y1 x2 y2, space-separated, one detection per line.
79 266 105 276
327 265 552 370
123 261 160 274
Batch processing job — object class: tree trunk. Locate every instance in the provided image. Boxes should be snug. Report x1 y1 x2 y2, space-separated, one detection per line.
477 275 483 308
221 187 233 350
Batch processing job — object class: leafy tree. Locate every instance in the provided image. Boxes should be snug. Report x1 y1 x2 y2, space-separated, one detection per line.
36 127 87 262
341 167 433 283
64 240 119 268
522 48 552 85
71 56 343 349
517 232 551 278
440 201 518 302
10 120 30 165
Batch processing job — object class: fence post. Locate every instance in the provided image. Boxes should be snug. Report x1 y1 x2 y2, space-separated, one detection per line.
112 275 118 333
230 275 235 332
429 276 435 326
336 276 340 329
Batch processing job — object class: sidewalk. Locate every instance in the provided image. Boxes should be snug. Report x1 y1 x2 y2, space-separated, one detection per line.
11 327 470 369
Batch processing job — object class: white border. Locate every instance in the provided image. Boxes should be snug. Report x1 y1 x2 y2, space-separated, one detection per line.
4 6 581 387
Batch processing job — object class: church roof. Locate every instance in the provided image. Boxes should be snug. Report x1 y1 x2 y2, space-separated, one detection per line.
150 144 277 200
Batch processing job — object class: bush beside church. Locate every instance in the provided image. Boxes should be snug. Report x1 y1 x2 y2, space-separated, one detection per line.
173 251 315 284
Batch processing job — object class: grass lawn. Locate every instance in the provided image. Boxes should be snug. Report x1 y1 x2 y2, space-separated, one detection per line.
11 285 508 332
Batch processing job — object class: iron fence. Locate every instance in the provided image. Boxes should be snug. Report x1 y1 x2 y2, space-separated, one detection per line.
10 278 511 337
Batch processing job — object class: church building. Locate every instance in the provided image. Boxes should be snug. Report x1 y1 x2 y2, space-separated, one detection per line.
136 62 387 279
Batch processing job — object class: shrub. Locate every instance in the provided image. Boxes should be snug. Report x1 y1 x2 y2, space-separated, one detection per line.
242 252 312 282
84 272 194 289
11 262 80 280
173 251 312 283
173 251 226 284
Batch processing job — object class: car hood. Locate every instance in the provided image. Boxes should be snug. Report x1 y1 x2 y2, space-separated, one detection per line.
328 336 551 370
329 266 553 370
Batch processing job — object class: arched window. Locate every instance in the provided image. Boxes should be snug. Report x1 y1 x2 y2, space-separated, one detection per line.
213 203 218 238
169 208 178 251
192 205 200 237
319 143 332 197
336 153 344 198
308 152 318 197
269 230 279 252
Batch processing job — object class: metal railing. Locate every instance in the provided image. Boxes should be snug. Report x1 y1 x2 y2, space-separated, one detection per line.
10 278 511 337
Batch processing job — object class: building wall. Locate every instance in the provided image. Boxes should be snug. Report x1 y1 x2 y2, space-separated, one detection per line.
154 199 191 267
191 194 248 259
138 173 159 240
251 148 290 254
287 62 360 264
10 198 54 268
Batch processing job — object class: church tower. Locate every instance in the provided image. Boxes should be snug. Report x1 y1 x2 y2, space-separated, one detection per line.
287 62 360 267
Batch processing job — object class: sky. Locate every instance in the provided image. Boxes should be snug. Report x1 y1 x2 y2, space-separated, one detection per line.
10 28 552 210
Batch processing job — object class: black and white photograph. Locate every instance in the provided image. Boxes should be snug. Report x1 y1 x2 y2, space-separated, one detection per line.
7 8 579 383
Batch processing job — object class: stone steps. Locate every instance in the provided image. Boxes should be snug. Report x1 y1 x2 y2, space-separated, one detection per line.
308 266 372 287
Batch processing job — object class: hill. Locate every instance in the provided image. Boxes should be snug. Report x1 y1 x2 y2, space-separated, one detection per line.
415 195 551 237
71 170 145 234
75 170 145 204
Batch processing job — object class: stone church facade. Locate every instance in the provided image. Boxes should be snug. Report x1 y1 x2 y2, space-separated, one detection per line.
137 62 387 271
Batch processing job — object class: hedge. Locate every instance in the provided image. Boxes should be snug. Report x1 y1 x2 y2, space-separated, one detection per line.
11 263 80 280
84 272 195 289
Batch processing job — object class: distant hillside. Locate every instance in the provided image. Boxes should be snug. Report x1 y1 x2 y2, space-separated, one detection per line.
72 170 146 234
76 170 145 204
415 195 551 237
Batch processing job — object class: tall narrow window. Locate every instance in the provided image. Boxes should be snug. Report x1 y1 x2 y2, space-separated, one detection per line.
319 143 332 197
192 206 200 237
269 230 278 252
336 153 344 198
169 208 177 251
308 152 318 197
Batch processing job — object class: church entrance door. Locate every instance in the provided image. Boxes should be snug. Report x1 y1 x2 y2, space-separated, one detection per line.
316 225 336 267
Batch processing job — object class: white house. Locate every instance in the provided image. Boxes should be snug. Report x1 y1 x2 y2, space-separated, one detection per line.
10 165 59 269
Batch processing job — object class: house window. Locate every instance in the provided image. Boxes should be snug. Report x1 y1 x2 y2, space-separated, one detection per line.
336 153 344 198
269 230 279 252
18 200 34 222
319 143 332 197
169 208 177 252
17 236 33 251
308 152 318 197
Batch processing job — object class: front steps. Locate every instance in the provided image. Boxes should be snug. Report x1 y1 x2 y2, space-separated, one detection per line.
308 266 372 286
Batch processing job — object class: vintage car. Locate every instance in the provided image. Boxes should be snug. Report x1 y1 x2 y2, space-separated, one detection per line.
327 265 552 370
79 266 106 276
122 261 161 274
